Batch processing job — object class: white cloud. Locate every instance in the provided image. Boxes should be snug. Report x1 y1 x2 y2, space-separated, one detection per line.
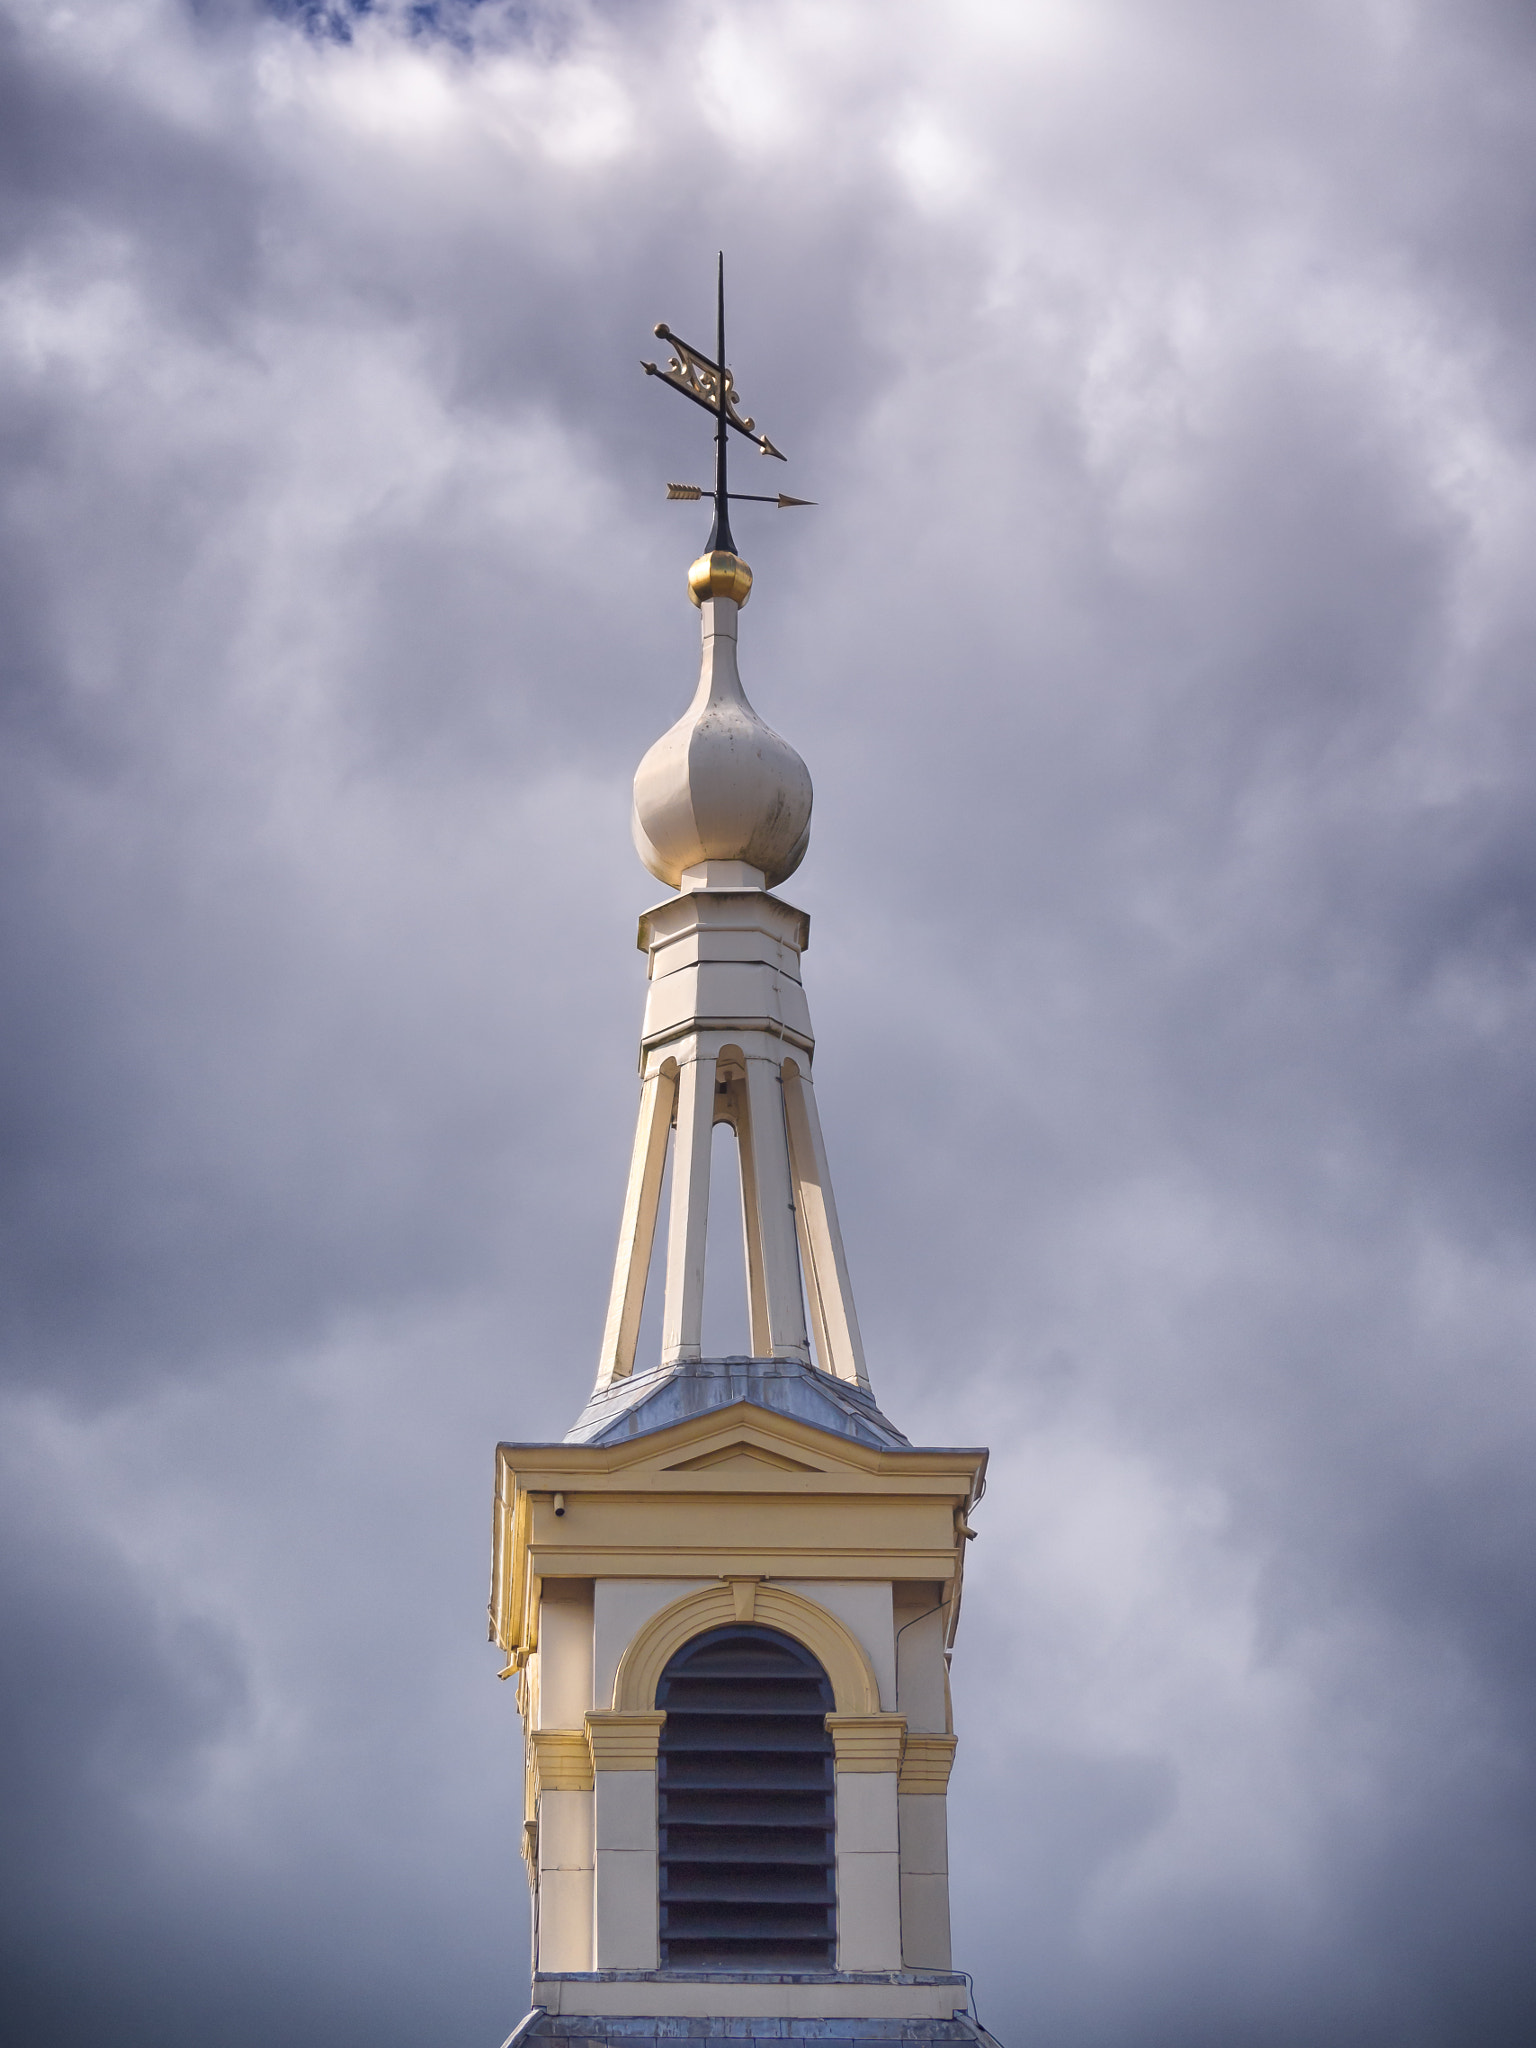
5 2 1536 2043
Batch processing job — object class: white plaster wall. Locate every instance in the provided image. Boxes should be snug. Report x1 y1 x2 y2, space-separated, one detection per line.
539 1788 594 1869
536 1583 594 1727
593 1770 659 1969
537 1790 594 1973
897 1791 948 1874
836 1768 900 1853
537 1871 593 1972
898 1874 952 1971
898 1792 951 1968
592 1579 709 1709
594 1768 655 1852
779 1580 895 1709
593 1854 658 1968
834 1770 902 1970
892 1589 949 1733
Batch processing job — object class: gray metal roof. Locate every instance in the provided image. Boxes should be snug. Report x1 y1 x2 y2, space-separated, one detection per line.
564 1357 912 1451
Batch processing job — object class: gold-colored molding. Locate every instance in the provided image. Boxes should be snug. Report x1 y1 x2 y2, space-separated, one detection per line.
585 1710 666 1771
825 1713 908 1773
687 550 753 608
529 1544 960 1584
529 1728 594 1795
723 1575 765 1622
490 1406 987 1659
611 1582 880 1717
897 1732 957 1794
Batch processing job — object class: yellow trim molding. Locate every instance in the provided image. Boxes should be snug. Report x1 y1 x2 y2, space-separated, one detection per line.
490 1407 987 1661
724 1576 765 1622
585 1710 666 1770
825 1713 907 1773
529 1729 594 1795
610 1583 880 1716
897 1732 957 1794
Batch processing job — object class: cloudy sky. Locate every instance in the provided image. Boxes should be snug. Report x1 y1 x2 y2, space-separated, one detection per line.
4 1 1536 2042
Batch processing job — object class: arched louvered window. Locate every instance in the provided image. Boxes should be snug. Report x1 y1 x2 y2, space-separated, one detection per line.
656 1624 836 1969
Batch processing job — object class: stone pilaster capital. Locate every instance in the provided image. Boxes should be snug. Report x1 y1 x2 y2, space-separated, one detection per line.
529 1728 594 1795
824 1712 907 1772
585 1708 666 1771
897 1732 957 1794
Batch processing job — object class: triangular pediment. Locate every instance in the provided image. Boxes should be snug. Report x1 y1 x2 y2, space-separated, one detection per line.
581 1402 885 1485
489 1392 990 1657
661 1437 827 1474
498 1395 964 1496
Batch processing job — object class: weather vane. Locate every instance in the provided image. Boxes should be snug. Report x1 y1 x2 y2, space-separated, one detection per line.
642 252 813 554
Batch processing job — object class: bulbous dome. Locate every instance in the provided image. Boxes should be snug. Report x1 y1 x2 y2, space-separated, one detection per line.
633 561 812 891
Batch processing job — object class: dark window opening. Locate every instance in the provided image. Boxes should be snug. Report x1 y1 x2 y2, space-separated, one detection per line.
656 1623 836 1970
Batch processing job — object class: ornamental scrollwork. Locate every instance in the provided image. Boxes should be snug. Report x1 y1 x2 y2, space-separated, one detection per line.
642 322 786 459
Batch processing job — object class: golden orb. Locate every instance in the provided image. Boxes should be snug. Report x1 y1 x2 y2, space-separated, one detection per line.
687 551 753 609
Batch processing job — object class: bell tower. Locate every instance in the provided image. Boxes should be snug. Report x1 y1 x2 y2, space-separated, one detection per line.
489 271 992 2048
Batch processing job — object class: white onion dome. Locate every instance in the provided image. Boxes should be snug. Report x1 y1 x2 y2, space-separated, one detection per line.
632 553 812 891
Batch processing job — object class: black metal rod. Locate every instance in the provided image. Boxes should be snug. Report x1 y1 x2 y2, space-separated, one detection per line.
707 253 736 554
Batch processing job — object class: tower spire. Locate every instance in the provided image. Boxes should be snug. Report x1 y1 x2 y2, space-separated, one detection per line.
593 270 868 1393
487 273 988 2027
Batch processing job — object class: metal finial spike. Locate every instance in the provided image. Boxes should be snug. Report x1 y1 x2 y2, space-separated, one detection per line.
707 253 736 556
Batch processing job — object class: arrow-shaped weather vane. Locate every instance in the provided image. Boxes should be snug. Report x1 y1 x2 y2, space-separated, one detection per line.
643 253 814 553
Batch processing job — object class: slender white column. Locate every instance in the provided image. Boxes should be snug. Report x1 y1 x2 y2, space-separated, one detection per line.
782 1060 869 1389
744 1056 810 1363
792 1164 834 1381
596 1064 677 1387
590 857 873 1390
723 1068 773 1354
660 1050 716 1364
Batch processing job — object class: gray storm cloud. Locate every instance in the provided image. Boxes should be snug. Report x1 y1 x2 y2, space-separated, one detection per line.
3 1 1536 2043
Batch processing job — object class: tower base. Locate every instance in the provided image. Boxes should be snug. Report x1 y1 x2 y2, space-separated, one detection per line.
521 1973 983 2048
530 1970 971 2024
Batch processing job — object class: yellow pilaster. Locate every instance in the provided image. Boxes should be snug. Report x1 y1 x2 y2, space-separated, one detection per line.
897 1733 957 1794
825 1713 907 1772
585 1709 666 1772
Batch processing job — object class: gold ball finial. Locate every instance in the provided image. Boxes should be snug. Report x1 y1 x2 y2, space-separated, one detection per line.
687 551 753 609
